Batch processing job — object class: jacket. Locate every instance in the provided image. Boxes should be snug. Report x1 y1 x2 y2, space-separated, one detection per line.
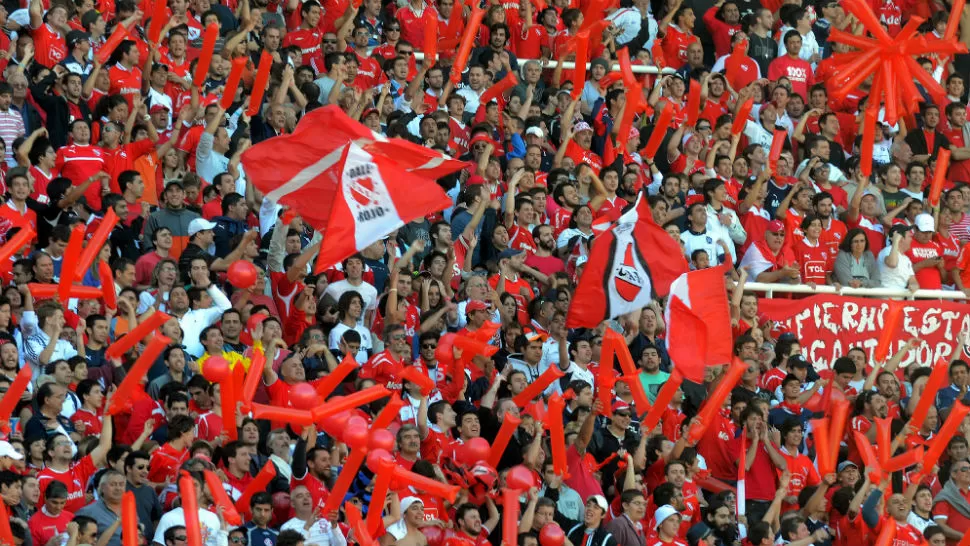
833 250 881 288
30 72 91 149
213 215 248 258
604 514 646 546
143 206 201 261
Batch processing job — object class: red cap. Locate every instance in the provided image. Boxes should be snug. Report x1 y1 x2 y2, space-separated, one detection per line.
466 300 488 313
685 194 705 206
362 108 379 119
612 400 631 414
767 220 785 234
467 175 486 186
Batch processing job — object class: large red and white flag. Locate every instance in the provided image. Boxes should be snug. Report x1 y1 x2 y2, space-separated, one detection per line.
566 192 688 329
664 265 733 383
241 106 464 271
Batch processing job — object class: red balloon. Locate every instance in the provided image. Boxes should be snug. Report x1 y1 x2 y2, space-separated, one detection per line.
366 448 394 472
290 383 318 411
368 429 395 452
203 356 230 383
539 524 565 546
321 409 351 435
344 416 369 448
460 437 491 466
506 465 536 490
227 261 258 289
435 334 457 367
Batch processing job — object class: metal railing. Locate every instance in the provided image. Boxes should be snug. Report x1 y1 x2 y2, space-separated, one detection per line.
412 52 674 74
743 282 968 300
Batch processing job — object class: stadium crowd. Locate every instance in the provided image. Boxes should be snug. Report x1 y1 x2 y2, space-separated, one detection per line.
0 0 970 546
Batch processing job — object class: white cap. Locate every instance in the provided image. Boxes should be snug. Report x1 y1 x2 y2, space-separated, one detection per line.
915 213 935 232
588 495 608 513
188 218 218 236
526 127 545 138
0 441 23 460
573 121 593 133
400 496 424 512
654 505 679 528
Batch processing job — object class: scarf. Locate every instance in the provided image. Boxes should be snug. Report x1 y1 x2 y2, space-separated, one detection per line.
934 479 970 520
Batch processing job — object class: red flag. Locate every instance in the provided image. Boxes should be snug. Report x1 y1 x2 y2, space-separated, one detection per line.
241 106 462 272
663 265 733 383
566 193 688 328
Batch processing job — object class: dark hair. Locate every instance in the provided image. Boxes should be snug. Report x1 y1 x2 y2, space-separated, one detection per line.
839 227 870 253
45 480 69 500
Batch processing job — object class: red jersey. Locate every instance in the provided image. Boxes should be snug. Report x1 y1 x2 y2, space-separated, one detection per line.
396 4 435 50
37 455 98 513
108 63 143 109
70 408 102 436
54 144 107 210
695 409 737 481
661 24 698 67
32 24 68 67
196 411 223 442
867 0 902 36
906 238 944 289
847 214 885 256
767 55 815 100
792 237 833 285
148 442 189 484
565 140 603 172
282 28 324 68
291 471 331 510
360 350 406 390
780 449 819 512
443 530 490 546
507 223 537 253
514 23 550 59
820 218 848 256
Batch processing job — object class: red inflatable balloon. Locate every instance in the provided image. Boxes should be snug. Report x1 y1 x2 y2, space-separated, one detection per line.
366 448 394 472
203 356 230 383
460 437 491 466
228 261 258 289
344 417 369 449
368 429 395 452
505 465 536 490
539 524 565 546
290 383 318 410
321 409 352 435
435 334 457 366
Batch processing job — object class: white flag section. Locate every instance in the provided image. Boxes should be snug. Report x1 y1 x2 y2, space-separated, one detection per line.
340 144 405 252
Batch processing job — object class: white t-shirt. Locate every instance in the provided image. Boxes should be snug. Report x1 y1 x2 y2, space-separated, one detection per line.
153 507 223 546
877 246 915 290
324 280 378 324
327 322 373 363
280 518 347 546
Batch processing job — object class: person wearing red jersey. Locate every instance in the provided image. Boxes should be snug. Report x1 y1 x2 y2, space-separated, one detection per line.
289 425 333 511
792 216 834 287
0 170 38 243
767 31 815 100
860 485 924 546
417 398 456 463
29 0 70 68
70 379 103 436
443 502 499 546
360 323 410 389
702 1 740 58
845 175 886 256
396 0 434 52
666 126 707 178
943 103 970 185
729 408 788 524
503 172 538 254
813 192 847 255
907 213 945 289
147 413 193 484
777 419 820 513
55 120 109 202
221 441 255 499
37 411 111 513
847 391 887 467
107 40 144 110
282 1 325 67
659 6 699 68
28 481 74 546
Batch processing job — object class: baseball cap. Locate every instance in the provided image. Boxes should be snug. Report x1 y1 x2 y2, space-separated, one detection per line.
466 175 486 186
590 58 610 71
915 213 935 232
838 460 858 472
150 104 170 114
66 30 90 48
654 505 680 528
612 400 631 414
573 121 593 133
588 495 609 513
80 9 101 28
400 496 423 512
163 180 184 192
526 127 544 138
788 354 809 368
0 441 23 460
497 248 524 260
767 220 785 234
687 523 713 546
466 300 488 313
888 224 913 241
362 108 379 119
188 218 217 236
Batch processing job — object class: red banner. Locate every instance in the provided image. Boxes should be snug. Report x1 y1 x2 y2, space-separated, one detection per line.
757 295 970 369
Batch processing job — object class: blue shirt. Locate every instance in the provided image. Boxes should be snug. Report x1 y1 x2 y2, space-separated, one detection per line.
246 523 278 546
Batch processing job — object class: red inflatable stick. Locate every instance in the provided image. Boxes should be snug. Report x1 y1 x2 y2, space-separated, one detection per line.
203 470 242 525
512 366 564 407
220 371 238 441
602 330 650 411
251 405 314 426
423 16 438 65
235 461 277 515
0 226 35 265
731 98 753 135
107 337 171 415
687 359 746 443
366 459 396 535
390 466 460 502
768 129 786 172
488 412 522 468
596 365 615 416
179 472 203 546
828 399 851 470
311 385 390 421
859 107 878 178
28 284 104 300
0 366 30 433
194 23 219 88
570 33 590 100
77 209 118 273
874 303 902 363
910 359 948 429
148 0 168 44
398 366 435 396
0 501 13 546
945 0 966 40
502 489 521 546
640 101 674 159
881 60 899 125
547 394 568 476
874 517 896 546
58 225 86 302
853 430 880 472
811 418 833 477
346 503 378 546
875 417 892 467
372 392 405 430
686 81 701 127
617 47 636 87
929 148 951 207
321 449 367 516
98 261 118 310
220 57 248 109
478 72 518 106
246 51 273 117
919 402 970 479
240 349 266 411
639 371 683 434
314 354 358 398
615 84 642 157
884 446 923 473
96 24 130 65
106 311 172 358
450 5 485 84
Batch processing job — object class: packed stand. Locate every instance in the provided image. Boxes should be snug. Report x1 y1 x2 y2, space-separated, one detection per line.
0 0 968 545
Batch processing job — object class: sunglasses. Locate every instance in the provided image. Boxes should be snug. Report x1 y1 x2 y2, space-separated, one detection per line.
230 539 247 545
390 334 406 340
388 27 401 31
421 344 437 349
322 39 337 44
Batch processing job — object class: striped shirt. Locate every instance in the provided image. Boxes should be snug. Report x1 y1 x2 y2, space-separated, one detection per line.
0 109 24 165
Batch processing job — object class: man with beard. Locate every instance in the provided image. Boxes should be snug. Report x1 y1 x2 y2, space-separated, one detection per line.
551 181 580 236
444 502 500 546
290 425 333 510
526 225 565 277
567 496 618 546
703 500 737 546
813 192 847 255
124 451 161 538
